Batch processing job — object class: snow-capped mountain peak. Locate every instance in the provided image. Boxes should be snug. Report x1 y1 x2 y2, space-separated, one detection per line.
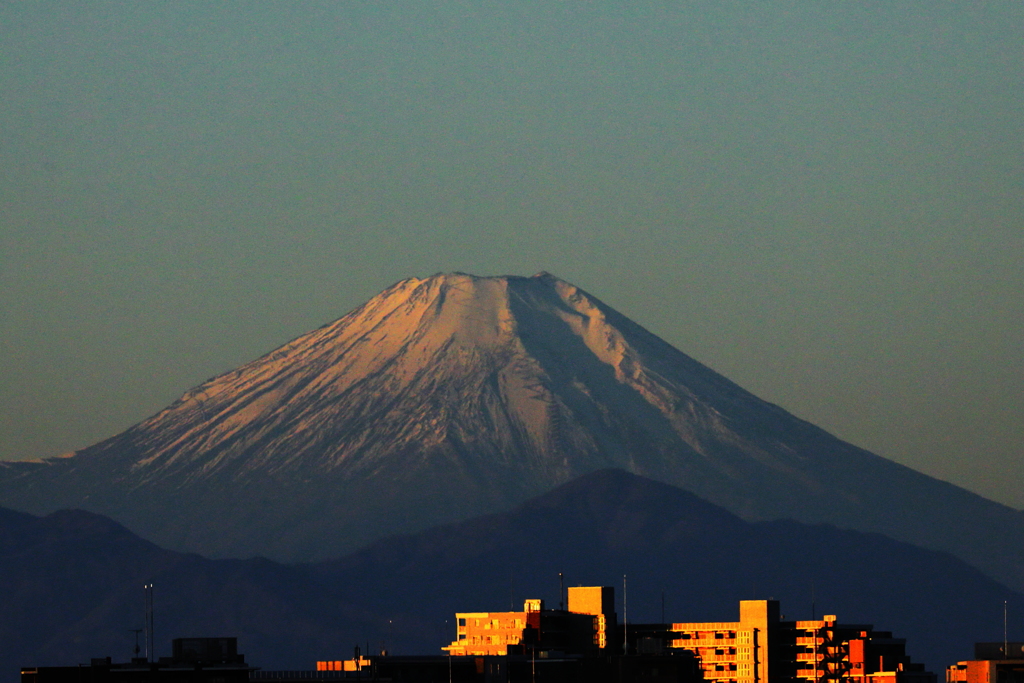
1 272 1021 594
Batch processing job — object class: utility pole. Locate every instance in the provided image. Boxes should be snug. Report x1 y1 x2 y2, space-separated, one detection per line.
1005 601 1009 659
143 584 154 662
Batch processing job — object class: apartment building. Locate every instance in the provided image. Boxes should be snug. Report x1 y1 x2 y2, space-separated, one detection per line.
664 601 933 683
442 587 617 657
792 616 933 683
669 600 782 683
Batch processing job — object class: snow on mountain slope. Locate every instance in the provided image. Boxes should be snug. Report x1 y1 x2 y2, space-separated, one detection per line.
1 272 1021 591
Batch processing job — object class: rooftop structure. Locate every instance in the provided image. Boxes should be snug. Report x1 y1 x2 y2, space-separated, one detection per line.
441 591 616 657
946 642 1024 683
22 637 251 683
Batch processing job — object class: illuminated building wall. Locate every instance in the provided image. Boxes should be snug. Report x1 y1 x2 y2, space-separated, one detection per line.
667 601 933 683
442 605 538 657
947 643 1024 683
443 588 618 657
568 586 616 649
792 615 932 683
670 600 781 683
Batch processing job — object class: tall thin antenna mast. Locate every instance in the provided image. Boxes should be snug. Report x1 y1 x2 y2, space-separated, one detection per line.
143 585 149 660
559 573 564 610
623 574 628 655
1005 601 1008 659
144 584 154 661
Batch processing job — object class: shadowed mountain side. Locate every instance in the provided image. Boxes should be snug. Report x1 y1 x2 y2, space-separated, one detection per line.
314 470 1022 673
0 272 1022 592
0 508 379 683
0 470 1018 680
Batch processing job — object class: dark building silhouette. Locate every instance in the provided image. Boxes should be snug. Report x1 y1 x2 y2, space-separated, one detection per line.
22 638 251 683
275 652 702 683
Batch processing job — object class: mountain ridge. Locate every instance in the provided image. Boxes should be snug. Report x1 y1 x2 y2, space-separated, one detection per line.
2 469 1020 681
1 272 1021 591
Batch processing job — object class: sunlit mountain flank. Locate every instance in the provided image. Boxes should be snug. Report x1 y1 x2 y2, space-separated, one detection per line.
1 273 1021 591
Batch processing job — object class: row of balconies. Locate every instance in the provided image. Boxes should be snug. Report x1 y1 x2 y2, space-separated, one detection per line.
459 621 525 631
458 635 520 645
703 666 739 677
796 637 824 646
796 653 850 662
672 638 737 647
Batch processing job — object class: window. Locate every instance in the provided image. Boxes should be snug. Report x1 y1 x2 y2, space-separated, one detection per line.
458 618 466 627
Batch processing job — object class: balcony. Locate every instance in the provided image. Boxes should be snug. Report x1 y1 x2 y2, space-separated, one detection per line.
675 638 737 647
796 654 823 662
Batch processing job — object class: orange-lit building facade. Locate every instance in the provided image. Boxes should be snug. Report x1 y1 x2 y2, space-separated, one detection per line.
791 615 933 683
663 601 933 683
442 588 617 657
315 656 371 673
947 642 1024 683
947 659 1024 683
669 600 783 683
442 603 536 657
568 586 616 650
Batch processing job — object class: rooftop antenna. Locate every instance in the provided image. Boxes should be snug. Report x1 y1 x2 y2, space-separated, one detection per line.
661 591 666 625
559 573 564 610
811 581 816 621
1005 601 1008 659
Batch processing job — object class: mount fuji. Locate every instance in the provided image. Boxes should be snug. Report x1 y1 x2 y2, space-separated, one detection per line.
2 272 1021 590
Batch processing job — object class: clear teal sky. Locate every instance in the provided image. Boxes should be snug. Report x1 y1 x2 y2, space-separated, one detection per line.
2 3 1021 506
